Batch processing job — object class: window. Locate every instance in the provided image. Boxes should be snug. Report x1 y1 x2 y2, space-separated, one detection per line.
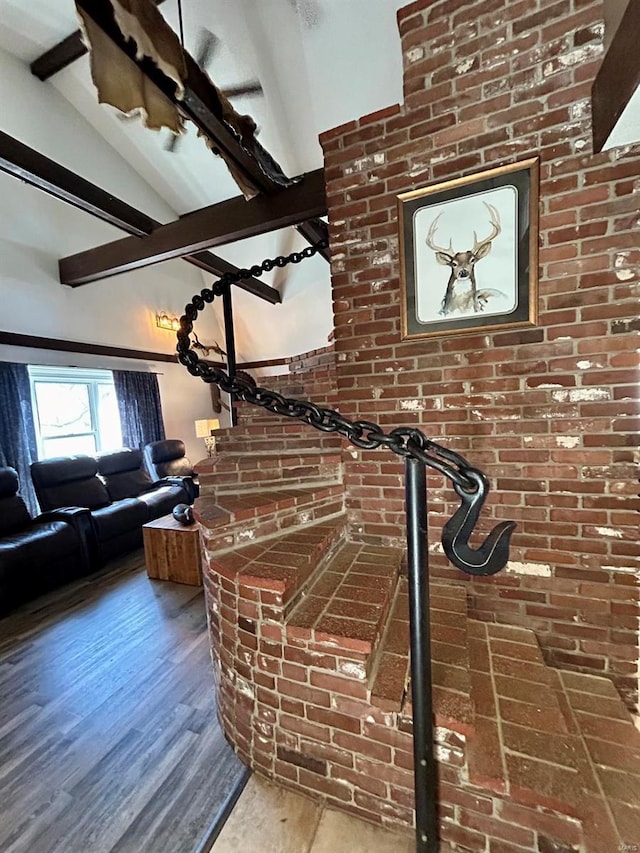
29 366 123 460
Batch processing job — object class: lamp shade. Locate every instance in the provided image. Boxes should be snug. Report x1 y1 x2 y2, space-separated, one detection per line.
195 418 220 437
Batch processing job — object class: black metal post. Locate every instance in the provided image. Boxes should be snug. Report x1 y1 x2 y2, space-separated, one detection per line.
222 284 238 427
405 457 438 853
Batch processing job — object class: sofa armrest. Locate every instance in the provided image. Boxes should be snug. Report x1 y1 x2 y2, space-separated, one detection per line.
36 506 91 522
34 507 98 571
152 476 198 503
150 476 184 487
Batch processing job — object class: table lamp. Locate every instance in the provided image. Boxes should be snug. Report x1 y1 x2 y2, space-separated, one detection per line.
195 418 220 457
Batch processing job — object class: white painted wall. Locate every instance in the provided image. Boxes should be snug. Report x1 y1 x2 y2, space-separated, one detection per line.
212 227 334 363
0 344 215 467
0 46 226 464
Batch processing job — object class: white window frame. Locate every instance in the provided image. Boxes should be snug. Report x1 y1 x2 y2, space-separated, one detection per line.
28 366 120 459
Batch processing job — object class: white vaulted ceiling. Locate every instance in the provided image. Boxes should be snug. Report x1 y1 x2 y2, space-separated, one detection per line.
0 0 407 360
0 0 404 212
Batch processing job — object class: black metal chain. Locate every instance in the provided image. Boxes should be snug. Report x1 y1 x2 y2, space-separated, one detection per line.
176 242 477 493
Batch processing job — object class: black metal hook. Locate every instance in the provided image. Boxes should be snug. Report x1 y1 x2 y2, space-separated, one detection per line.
441 468 517 576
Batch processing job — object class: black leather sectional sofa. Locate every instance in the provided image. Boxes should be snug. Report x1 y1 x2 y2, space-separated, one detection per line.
0 447 196 617
31 448 191 567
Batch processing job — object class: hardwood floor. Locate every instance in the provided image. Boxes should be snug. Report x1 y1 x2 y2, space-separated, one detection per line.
0 551 244 853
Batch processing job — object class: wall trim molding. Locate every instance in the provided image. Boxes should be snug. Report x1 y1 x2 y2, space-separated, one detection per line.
0 330 300 371
0 330 179 363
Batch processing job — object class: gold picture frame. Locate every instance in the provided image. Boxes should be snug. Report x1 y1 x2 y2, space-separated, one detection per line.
398 158 539 340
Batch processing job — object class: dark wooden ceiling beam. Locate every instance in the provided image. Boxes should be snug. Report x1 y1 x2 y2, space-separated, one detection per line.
30 0 167 81
0 130 155 235
59 168 327 286
0 328 270 370
592 0 640 153
0 329 180 363
31 0 329 277
0 130 280 303
31 30 91 82
185 252 279 302
297 218 330 261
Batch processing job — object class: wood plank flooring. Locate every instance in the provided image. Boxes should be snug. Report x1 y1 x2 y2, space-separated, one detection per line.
0 550 244 853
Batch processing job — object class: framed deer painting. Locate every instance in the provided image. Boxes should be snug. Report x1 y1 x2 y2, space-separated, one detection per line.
398 158 539 339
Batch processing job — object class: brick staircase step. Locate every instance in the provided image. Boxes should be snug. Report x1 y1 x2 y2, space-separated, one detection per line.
401 582 474 736
196 484 345 553
468 622 576 800
466 621 637 851
286 542 403 667
210 516 346 605
211 423 343 454
369 578 410 712
554 669 640 849
199 450 342 494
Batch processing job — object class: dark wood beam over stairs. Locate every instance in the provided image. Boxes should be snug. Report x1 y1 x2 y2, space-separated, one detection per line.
31 30 93 82
592 0 640 152
297 217 330 261
0 130 280 304
30 5 331 262
59 169 326 286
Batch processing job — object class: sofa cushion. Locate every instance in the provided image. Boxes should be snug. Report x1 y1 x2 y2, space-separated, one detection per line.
97 449 155 501
0 495 32 536
0 466 20 499
105 470 154 501
155 456 193 479
0 468 32 535
0 521 85 616
144 440 193 479
0 519 79 564
49 478 111 511
31 455 98 485
96 448 143 476
31 456 110 511
91 499 148 540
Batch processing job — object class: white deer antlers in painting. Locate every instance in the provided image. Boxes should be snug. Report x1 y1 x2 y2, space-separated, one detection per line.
425 201 502 316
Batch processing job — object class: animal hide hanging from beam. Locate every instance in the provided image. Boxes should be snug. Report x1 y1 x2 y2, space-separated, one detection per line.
75 0 267 198
76 0 186 134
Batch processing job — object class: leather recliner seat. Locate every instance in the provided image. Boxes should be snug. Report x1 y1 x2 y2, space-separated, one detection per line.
96 447 190 519
143 439 199 503
31 454 147 565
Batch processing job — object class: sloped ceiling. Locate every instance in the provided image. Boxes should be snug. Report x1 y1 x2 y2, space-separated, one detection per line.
2 1 637 362
0 0 407 360
0 0 405 216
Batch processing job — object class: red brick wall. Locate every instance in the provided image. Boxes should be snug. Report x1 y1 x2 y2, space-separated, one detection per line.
319 0 639 705
212 345 340 455
245 344 338 412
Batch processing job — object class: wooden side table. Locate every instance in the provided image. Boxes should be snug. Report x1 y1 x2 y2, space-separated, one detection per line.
143 514 203 586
